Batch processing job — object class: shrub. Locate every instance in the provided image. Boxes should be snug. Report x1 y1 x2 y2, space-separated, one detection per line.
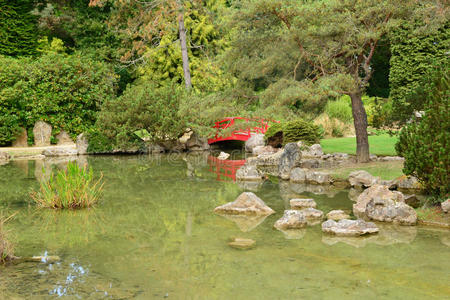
396 65 449 198
30 162 104 209
0 53 116 146
324 96 353 123
265 119 321 146
96 82 187 150
0 214 15 264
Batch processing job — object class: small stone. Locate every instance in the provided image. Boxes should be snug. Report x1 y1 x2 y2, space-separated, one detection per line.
214 192 275 216
391 175 422 191
228 238 256 250
290 198 317 209
326 210 351 221
218 151 230 160
274 210 307 230
348 170 380 188
379 156 404 162
322 219 379 237
298 207 324 220
441 199 450 213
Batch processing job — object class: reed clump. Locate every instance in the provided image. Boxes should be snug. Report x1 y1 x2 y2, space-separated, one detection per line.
30 162 104 209
0 214 15 264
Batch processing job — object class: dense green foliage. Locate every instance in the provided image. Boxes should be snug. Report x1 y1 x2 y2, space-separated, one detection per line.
0 0 38 56
96 82 186 150
0 53 116 146
396 66 449 198
389 20 449 124
30 162 104 209
265 120 321 146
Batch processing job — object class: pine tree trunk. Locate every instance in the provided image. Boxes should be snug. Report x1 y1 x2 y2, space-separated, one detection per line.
178 13 192 90
350 92 370 162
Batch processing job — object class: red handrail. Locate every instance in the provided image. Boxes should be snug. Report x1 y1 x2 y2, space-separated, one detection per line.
208 117 277 144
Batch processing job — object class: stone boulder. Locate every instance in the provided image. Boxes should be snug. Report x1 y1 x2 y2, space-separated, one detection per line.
442 199 450 213
326 210 351 221
274 210 307 230
391 175 422 191
33 121 52 146
278 143 302 180
228 238 256 250
42 147 78 157
348 170 380 188
245 133 265 153
256 150 283 166
289 168 308 183
214 192 275 216
290 198 317 209
322 219 379 237
298 208 324 220
148 143 165 154
218 152 230 160
300 159 320 169
76 133 89 155
56 131 75 146
306 171 332 185
12 128 28 147
301 144 323 157
252 145 277 156
178 129 193 144
236 165 264 181
354 184 417 225
186 132 210 151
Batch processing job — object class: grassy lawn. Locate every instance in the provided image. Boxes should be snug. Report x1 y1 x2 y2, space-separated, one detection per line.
322 161 404 181
321 134 398 156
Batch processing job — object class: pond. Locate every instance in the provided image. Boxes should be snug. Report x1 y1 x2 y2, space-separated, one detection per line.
0 154 449 299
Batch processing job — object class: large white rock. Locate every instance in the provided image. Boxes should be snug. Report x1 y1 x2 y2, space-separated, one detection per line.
245 134 265 152
33 121 52 147
322 219 379 237
76 133 89 155
214 192 275 216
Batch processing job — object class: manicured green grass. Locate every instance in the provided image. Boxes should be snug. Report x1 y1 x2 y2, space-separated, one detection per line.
321 134 398 156
324 161 404 181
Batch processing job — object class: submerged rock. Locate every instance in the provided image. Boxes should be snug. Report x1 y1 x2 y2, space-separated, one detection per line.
245 134 265 152
326 210 351 221
274 210 307 230
214 192 275 216
348 170 380 188
322 219 379 237
236 165 264 181
228 238 256 250
290 198 317 209
277 228 307 240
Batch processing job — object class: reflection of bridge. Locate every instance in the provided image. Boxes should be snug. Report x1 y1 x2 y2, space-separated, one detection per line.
207 117 273 145
207 156 245 181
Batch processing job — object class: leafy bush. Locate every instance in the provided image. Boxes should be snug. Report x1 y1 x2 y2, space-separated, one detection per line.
96 82 187 150
0 53 116 146
396 65 449 198
86 129 114 154
30 162 104 209
324 96 353 123
265 119 322 146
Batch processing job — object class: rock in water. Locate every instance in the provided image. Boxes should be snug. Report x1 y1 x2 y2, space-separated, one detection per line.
218 152 230 160
348 170 380 188
228 238 256 250
236 165 264 181
33 121 52 147
326 210 351 221
278 143 302 180
305 171 332 185
274 210 307 230
322 219 379 237
214 192 275 216
353 184 417 225
290 198 317 209
245 134 265 152
298 208 324 220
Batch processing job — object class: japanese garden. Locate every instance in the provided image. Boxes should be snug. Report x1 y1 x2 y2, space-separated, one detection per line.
0 0 449 298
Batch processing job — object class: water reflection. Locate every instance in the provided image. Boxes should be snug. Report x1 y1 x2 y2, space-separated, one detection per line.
216 214 270 232
207 155 245 181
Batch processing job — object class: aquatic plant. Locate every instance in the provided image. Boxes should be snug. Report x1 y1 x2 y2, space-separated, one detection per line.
30 162 104 209
0 214 15 264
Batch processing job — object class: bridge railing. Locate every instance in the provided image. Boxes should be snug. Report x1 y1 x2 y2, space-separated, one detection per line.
208 117 274 144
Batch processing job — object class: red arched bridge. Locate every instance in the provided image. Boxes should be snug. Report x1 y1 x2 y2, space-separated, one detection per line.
207 117 276 144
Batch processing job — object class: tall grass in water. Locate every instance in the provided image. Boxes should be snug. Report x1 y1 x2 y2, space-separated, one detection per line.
31 162 104 209
0 214 15 264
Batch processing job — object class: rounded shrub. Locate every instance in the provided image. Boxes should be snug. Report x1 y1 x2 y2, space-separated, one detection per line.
265 119 322 146
396 65 449 198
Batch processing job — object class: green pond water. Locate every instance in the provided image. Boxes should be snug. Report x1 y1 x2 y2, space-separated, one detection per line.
0 154 449 299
